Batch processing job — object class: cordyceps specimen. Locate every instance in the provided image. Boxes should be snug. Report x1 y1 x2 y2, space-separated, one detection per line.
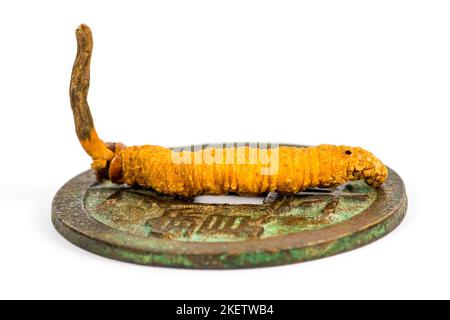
70 24 388 197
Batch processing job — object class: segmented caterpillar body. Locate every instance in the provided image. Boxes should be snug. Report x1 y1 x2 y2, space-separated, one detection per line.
69 25 388 197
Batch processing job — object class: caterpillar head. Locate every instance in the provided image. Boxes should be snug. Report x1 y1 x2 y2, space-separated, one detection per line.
341 146 388 187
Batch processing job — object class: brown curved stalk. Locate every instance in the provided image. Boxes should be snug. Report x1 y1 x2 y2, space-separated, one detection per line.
69 24 113 170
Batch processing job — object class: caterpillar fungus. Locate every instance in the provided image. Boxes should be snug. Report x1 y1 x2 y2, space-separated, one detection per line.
69 24 388 197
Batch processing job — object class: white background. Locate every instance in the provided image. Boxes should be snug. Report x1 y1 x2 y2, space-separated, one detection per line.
0 0 449 299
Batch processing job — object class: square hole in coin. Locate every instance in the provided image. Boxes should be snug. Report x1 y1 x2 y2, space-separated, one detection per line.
194 195 265 205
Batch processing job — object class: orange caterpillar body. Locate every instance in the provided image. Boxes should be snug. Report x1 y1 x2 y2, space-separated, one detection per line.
111 144 387 197
69 25 388 197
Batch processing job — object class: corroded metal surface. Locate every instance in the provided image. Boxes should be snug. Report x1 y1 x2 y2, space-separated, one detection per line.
52 148 407 269
85 181 376 242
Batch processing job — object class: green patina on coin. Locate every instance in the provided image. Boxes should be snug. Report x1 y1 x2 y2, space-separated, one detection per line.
52 145 407 269
85 180 376 242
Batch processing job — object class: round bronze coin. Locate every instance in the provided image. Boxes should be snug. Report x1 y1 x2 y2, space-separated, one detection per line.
52 146 407 269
